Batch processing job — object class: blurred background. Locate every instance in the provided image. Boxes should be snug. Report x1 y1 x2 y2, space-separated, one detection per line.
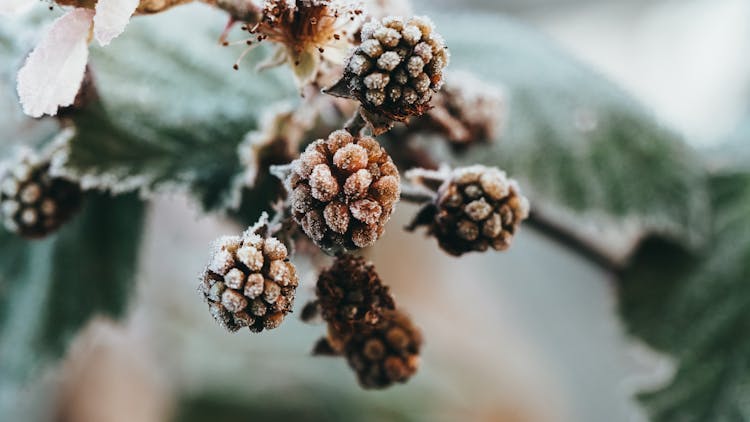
2 0 749 421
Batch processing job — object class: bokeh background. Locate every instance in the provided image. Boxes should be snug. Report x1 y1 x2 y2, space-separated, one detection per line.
2 0 749 421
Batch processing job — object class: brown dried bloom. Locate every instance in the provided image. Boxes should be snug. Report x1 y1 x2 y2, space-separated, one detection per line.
230 0 363 86
410 71 505 147
325 16 449 133
238 103 315 188
199 216 299 333
407 165 530 256
0 149 82 239
343 309 422 389
283 130 400 254
315 254 396 335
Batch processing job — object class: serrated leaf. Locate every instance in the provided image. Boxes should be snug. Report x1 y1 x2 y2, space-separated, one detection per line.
60 4 297 211
619 171 750 421
0 192 145 416
426 13 709 251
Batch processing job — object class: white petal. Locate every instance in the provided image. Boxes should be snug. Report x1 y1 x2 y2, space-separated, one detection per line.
17 9 94 118
0 0 34 16
93 0 138 46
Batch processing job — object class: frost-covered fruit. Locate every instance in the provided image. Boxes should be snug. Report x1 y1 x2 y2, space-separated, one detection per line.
0 152 82 238
409 165 530 256
343 309 422 389
410 71 504 146
286 130 400 253
199 232 299 333
316 254 395 335
326 16 449 123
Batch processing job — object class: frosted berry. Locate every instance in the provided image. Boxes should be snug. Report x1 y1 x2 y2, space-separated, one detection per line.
407 165 530 256
326 16 449 127
0 150 82 238
199 227 299 333
285 130 400 254
315 254 396 335
409 71 505 147
343 309 422 389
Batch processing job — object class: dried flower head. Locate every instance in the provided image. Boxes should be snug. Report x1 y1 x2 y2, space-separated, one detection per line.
409 71 505 147
199 215 300 333
0 149 82 239
238 103 315 188
314 254 396 335
325 15 449 133
230 0 363 86
407 165 530 256
342 309 422 389
281 130 400 254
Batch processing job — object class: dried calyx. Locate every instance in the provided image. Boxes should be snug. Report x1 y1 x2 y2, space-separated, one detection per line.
0 149 82 239
325 15 449 134
199 214 299 333
406 165 530 256
279 129 400 254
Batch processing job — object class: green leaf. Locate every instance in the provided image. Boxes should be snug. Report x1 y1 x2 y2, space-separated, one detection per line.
618 171 750 421
0 192 145 413
428 13 709 249
60 4 298 211
0 14 61 156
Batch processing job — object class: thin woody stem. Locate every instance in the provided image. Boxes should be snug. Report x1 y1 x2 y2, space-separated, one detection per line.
524 212 623 272
399 184 435 204
399 185 623 272
344 111 367 136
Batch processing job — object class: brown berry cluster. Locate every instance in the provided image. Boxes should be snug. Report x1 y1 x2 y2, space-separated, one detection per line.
0 151 82 239
409 71 505 147
326 16 449 125
342 309 422 389
314 254 395 335
408 165 530 256
307 255 422 389
285 130 400 254
199 229 299 333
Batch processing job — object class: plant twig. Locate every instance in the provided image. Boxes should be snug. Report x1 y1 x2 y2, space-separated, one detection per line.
344 111 366 136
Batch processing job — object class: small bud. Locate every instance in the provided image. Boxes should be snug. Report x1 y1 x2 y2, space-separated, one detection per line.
315 255 395 336
407 165 530 256
199 217 299 333
325 16 450 133
342 310 422 389
0 149 82 239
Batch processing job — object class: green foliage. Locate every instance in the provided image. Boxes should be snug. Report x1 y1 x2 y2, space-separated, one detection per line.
431 13 709 248
61 5 297 211
0 193 145 413
619 171 750 421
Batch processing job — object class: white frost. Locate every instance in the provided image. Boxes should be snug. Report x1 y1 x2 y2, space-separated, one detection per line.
0 0 34 16
17 9 95 118
93 0 139 46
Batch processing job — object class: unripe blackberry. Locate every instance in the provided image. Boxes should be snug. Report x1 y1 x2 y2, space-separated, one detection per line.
285 130 400 253
316 254 396 335
199 227 299 333
343 309 422 389
409 71 505 147
408 166 530 256
326 16 449 125
0 150 82 238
